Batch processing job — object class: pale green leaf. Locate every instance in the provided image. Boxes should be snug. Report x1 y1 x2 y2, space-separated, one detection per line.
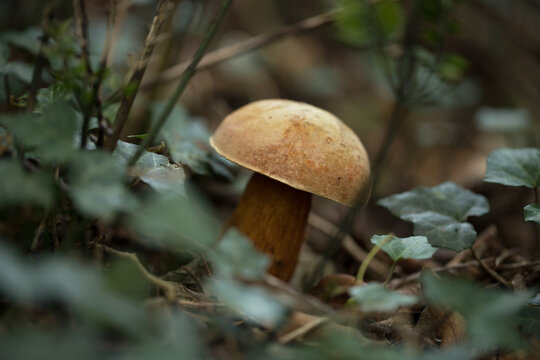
127 191 219 251
0 101 78 163
209 278 285 327
370 234 436 261
69 151 138 221
113 140 185 195
213 228 269 279
0 61 34 83
475 108 531 133
421 272 529 349
378 182 489 251
484 148 540 188
349 283 418 312
524 204 540 224
0 160 55 208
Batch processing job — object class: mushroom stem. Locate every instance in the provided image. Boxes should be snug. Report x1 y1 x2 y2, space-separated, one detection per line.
226 172 312 281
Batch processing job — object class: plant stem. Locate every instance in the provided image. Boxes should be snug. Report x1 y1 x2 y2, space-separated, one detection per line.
470 248 512 288
104 0 176 151
356 234 392 284
127 0 233 166
383 261 398 286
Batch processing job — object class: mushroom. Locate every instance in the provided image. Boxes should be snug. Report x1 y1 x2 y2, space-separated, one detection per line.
210 99 371 281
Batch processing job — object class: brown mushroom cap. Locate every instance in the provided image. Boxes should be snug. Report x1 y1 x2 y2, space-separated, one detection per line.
210 99 372 206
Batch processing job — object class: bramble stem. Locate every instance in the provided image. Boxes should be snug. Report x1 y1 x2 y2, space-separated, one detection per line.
127 0 233 166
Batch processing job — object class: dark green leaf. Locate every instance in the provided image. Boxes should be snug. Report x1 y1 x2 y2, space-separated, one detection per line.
113 140 185 195
0 101 79 163
370 234 436 261
1 61 34 83
0 27 41 55
524 204 540 224
35 83 74 112
517 305 540 338
127 190 219 251
69 151 138 221
484 148 540 188
378 182 489 251
421 272 529 349
349 283 418 312
213 228 269 279
0 160 55 208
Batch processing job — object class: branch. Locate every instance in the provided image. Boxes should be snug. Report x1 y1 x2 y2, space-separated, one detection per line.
104 0 176 151
142 10 336 89
127 0 233 166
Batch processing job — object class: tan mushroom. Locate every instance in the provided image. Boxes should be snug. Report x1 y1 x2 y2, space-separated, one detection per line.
210 99 371 281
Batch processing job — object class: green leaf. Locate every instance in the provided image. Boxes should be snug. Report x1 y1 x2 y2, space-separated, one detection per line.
127 190 219 251
475 108 531 133
378 182 489 251
0 242 146 333
437 54 468 82
69 151 138 221
524 204 540 224
153 102 232 178
421 272 529 349
517 305 540 339
349 283 418 312
370 234 436 262
213 228 269 279
113 140 185 195
0 160 55 208
0 101 79 164
0 27 42 55
484 148 540 188
209 278 286 327
35 83 74 112
1 61 35 83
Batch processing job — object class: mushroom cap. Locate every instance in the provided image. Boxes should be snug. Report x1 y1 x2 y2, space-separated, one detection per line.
209 99 372 206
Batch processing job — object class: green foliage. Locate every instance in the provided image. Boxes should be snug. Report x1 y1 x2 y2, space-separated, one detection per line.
152 102 232 179
349 283 418 312
524 204 540 224
421 272 529 349
378 182 489 251
0 160 55 209
69 151 138 221
0 101 79 164
485 148 540 188
475 108 531 133
113 140 185 195
370 234 436 261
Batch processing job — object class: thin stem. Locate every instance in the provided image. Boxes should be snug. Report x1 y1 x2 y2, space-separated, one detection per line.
356 234 392 284
383 261 398 286
105 0 177 151
127 0 233 166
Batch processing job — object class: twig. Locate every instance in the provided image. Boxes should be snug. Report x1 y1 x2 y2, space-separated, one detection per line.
142 10 336 89
278 316 329 344
470 248 513 289
127 0 233 166
104 0 177 151
95 243 177 301
30 213 48 252
27 1 57 111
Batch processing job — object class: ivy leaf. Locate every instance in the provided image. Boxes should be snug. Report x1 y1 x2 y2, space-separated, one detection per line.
475 108 531 133
35 83 74 112
421 272 529 349
370 234 436 262
524 204 540 224
0 27 42 55
1 61 34 83
484 148 540 188
0 160 55 209
209 278 285 327
113 140 185 195
213 228 269 279
69 151 138 221
0 101 78 164
349 283 418 312
378 182 489 251
517 305 540 339
152 102 232 179
127 191 219 251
